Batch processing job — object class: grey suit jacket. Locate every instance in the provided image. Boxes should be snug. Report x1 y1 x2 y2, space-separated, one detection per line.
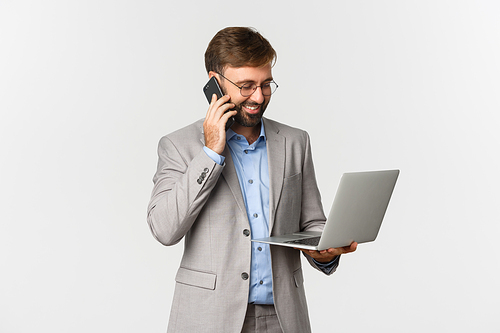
147 117 339 333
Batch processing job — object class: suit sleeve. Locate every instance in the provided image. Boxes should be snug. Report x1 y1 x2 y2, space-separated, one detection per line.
147 136 224 246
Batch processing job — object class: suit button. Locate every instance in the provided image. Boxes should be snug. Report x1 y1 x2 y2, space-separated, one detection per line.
204 168 209 173
197 178 202 184
241 272 249 280
243 229 250 236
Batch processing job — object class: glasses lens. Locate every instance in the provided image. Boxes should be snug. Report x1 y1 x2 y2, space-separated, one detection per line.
262 82 278 96
241 84 256 97
240 82 278 97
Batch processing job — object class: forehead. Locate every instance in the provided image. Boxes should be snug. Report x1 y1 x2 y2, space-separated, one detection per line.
224 64 273 83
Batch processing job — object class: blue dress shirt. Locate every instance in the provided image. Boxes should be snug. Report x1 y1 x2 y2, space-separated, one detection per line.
203 122 337 304
226 124 273 304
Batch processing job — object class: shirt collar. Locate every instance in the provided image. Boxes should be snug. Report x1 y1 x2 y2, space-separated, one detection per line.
226 121 267 144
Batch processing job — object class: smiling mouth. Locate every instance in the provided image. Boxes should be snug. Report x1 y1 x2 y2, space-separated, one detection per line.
243 104 261 113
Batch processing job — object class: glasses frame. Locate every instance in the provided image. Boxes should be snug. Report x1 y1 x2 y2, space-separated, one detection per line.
217 72 278 97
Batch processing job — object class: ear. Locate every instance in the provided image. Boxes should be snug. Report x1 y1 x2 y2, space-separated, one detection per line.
208 71 217 79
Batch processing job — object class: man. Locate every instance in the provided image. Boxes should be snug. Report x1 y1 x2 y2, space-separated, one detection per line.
147 27 357 333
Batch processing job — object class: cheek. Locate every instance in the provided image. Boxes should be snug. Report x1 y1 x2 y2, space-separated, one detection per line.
230 95 246 105
263 97 271 108
233 97 250 108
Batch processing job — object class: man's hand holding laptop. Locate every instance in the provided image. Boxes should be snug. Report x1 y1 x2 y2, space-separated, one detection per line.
297 241 358 263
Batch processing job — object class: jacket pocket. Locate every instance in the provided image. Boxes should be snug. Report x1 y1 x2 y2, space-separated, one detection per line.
175 267 217 290
293 268 304 288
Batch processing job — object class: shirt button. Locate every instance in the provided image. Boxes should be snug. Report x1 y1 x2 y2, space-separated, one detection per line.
244 150 248 154
259 280 264 285
253 213 258 218
248 179 253 184
241 272 249 280
258 247 262 251
243 229 250 236
237 136 241 140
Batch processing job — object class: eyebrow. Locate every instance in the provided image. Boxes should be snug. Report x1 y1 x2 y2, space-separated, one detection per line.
235 77 274 85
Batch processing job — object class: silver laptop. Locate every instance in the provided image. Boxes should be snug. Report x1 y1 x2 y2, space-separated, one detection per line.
251 169 399 250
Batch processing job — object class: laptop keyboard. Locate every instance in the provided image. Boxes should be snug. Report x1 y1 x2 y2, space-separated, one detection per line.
284 237 321 246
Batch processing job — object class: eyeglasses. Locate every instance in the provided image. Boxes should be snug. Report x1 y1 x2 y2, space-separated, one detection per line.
217 73 278 97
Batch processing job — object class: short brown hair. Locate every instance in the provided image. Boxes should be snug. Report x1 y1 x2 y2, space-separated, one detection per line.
205 27 277 74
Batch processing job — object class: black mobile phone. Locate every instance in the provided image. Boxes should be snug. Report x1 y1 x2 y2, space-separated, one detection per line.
203 76 235 131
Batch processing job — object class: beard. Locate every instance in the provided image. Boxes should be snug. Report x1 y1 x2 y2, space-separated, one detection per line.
233 101 268 127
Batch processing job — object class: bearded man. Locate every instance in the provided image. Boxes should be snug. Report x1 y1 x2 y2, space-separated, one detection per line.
147 27 357 333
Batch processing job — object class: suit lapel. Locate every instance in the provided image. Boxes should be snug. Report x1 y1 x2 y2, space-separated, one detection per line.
263 118 285 234
200 119 285 229
200 124 247 218
221 145 247 216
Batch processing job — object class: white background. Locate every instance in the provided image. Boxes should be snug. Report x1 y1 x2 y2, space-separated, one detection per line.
1 1 499 332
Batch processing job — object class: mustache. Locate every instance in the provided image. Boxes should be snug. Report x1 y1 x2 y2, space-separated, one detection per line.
240 101 262 107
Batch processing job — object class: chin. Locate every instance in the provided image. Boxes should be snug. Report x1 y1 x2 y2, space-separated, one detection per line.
234 112 264 127
234 104 267 127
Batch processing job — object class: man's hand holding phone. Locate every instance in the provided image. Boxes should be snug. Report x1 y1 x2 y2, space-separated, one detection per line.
203 93 237 155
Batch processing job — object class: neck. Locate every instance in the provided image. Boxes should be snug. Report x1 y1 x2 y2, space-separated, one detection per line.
231 121 261 145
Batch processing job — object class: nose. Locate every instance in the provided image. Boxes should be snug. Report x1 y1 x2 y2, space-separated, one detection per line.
249 86 265 104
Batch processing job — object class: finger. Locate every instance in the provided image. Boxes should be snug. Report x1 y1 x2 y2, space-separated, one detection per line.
221 110 237 122
211 93 218 104
325 247 346 256
211 94 231 110
342 242 356 252
210 104 235 129
306 251 317 258
214 98 234 117
206 94 219 115
208 98 233 125
296 249 309 256
206 94 229 119
333 242 357 255
220 101 236 114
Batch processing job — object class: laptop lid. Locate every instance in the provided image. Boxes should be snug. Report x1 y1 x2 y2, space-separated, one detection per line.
251 169 399 250
317 169 399 249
